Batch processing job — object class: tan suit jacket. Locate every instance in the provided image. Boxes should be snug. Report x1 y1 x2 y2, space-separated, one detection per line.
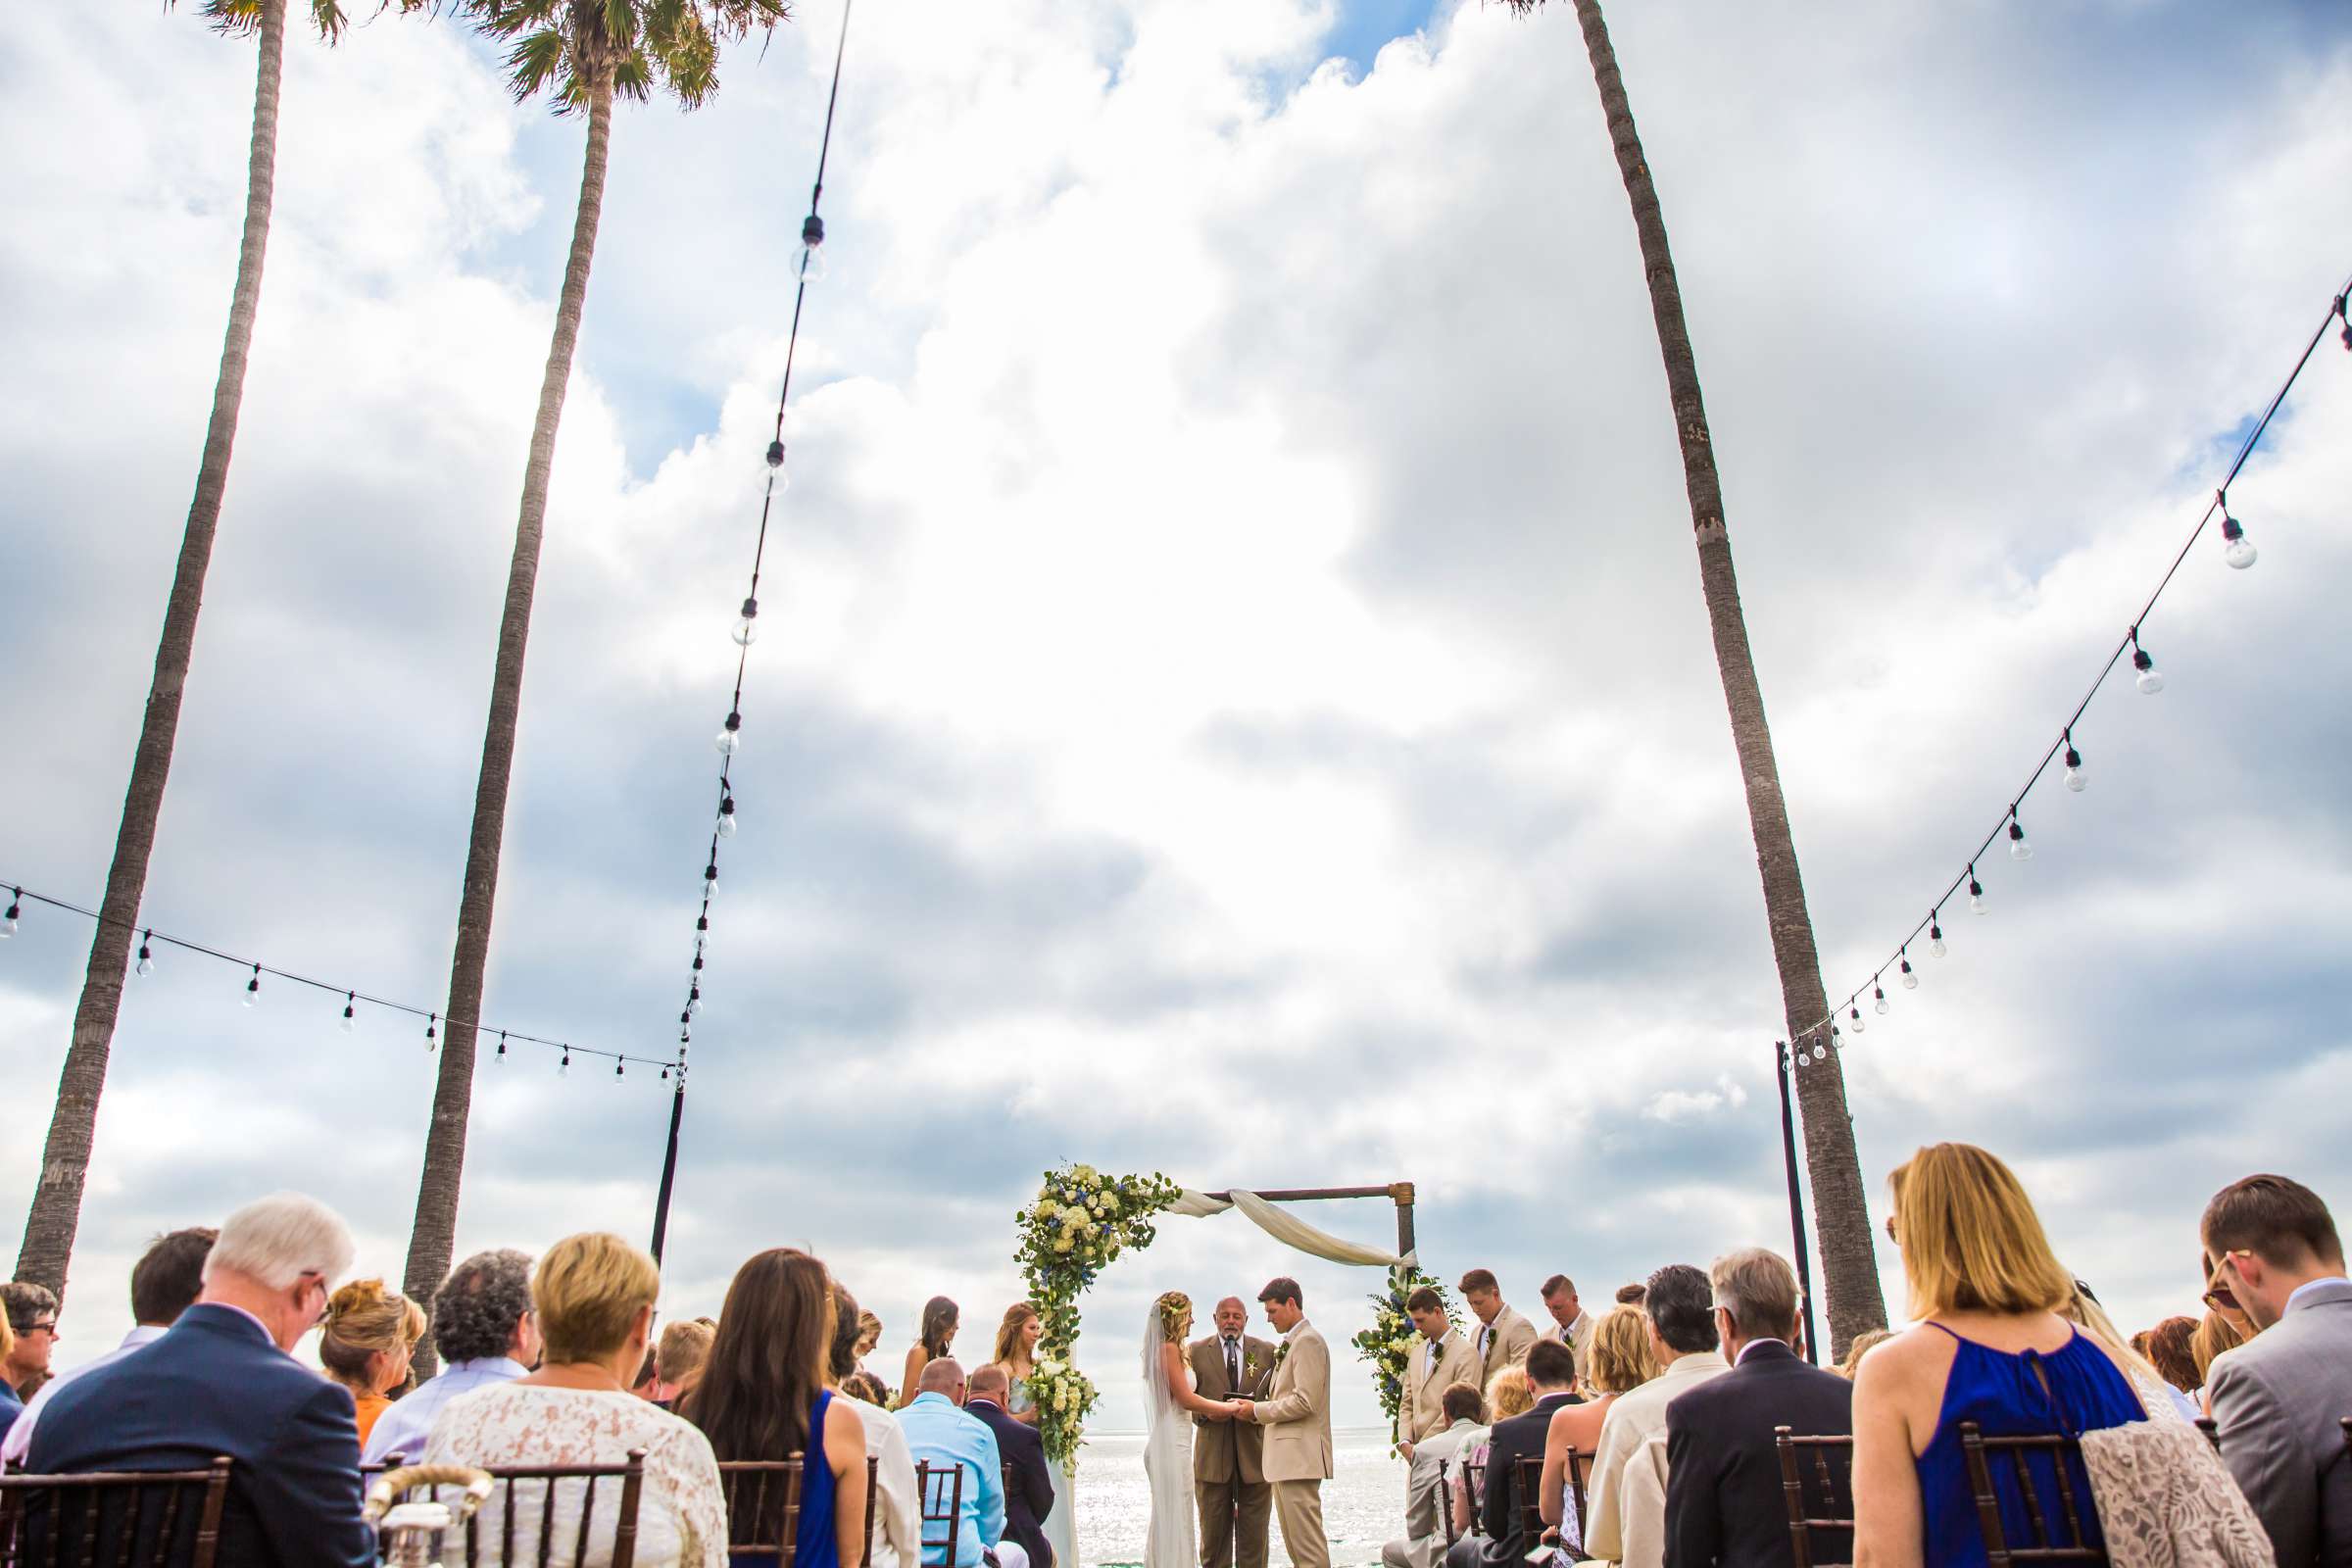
1473 1305 1538 1384
1250 1322 1333 1482
1190 1333 1277 1485
1398 1329 1478 1445
1539 1310 1595 1384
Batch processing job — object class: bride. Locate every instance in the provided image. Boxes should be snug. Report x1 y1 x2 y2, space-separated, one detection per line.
1142 1292 1244 1568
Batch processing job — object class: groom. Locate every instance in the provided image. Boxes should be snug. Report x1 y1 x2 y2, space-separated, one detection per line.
1235 1277 1332 1568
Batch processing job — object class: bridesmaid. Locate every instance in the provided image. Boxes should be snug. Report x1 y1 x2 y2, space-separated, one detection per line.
992 1302 1077 1568
897 1298 958 1409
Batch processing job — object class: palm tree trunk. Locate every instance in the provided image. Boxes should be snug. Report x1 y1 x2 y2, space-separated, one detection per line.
1563 0 1886 1352
400 67 615 1375
13 0 289 1301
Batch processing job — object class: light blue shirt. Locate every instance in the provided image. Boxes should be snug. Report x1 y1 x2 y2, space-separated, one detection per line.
895 1392 1006 1567
2 1325 169 1465
364 1356 528 1463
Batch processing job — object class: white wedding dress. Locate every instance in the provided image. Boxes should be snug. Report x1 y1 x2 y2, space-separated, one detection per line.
1140 1310 1199 1568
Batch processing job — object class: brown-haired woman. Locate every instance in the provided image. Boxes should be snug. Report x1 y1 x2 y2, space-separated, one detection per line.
989 1303 1045 1425
319 1279 425 1446
897 1297 958 1410
684 1250 868 1568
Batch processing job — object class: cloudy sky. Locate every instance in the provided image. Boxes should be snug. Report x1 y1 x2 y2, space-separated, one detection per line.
4 0 2349 1433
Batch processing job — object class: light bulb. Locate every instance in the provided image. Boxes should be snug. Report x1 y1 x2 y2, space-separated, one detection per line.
1900 958 1918 990
425 1013 438 1051
687 989 702 1016
341 993 356 1032
1930 921 1946 957
795 214 827 283
758 440 788 496
2132 646 2164 695
2221 514 2257 570
1970 890 1986 915
2064 744 2087 792
732 595 760 648
2 894 18 938
559 1052 570 1077
703 861 719 898
2008 820 2034 861
1849 1005 1865 1035
716 797 738 837
615 1059 624 1079
715 710 744 755
244 967 261 1006
135 933 154 977
1874 984 1888 1015
496 1033 507 1064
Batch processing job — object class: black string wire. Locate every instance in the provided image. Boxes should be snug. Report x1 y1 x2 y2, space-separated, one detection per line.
1792 265 2352 1059
0 879 670 1069
682 0 858 1085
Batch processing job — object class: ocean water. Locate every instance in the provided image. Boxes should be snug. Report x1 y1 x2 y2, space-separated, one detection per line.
1074 1428 1407 1568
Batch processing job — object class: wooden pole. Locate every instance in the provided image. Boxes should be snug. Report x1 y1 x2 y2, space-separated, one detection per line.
1197 1183 1419 1262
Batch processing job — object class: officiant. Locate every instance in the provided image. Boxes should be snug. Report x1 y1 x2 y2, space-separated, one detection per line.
1190 1297 1277 1568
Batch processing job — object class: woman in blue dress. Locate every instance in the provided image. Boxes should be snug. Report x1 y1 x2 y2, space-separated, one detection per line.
1852 1144 2148 1568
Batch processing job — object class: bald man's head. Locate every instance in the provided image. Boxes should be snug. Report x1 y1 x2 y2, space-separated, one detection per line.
968 1364 1009 1403
1213 1298 1248 1335
918 1356 968 1403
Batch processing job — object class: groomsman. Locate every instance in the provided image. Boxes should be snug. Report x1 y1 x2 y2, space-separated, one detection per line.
1538 1275 1595 1387
1396 1288 1477 1452
1456 1270 1537 1384
1191 1297 1276 1568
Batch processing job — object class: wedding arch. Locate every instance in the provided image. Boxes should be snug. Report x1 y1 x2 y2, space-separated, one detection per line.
1010 1164 1450 1468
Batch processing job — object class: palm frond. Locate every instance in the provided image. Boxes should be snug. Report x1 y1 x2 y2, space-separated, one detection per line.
308 0 351 39
190 0 264 37
504 24 571 101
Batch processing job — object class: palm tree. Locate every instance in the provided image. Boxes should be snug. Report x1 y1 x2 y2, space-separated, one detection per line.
14 0 352 1301
399 0 786 1373
1501 0 1887 1353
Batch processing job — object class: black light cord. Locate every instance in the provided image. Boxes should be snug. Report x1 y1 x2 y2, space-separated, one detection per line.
0 878 671 1071
1792 264 2352 1059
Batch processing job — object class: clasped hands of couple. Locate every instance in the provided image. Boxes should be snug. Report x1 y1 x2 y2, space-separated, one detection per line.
1200 1397 1254 1423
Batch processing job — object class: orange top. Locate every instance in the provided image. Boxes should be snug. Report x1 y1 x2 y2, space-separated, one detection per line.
353 1392 392 1447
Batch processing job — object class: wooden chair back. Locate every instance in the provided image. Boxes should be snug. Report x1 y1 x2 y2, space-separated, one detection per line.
913 1460 967 1568
1459 1460 1487 1539
712 1456 882 1566
1772 1429 1856 1568
0 1457 234 1568
1956 1422 2106 1566
1511 1452 1587 1549
375 1448 649 1568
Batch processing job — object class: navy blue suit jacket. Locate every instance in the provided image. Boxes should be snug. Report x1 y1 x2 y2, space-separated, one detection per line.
26 1303 374 1568
967 1398 1055 1568
1662 1340 1854 1568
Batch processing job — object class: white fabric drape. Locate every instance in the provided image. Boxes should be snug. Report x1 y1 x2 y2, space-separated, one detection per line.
1170 1188 1417 1269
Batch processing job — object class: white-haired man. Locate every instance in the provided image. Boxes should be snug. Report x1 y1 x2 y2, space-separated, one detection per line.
28 1192 374 1568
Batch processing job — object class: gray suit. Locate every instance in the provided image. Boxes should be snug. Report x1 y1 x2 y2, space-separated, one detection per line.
2208 1276 2352 1568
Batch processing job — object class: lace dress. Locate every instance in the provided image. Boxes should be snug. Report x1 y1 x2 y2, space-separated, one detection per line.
422 1383 730 1568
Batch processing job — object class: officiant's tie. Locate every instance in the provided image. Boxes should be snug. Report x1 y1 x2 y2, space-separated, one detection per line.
1225 1337 1241 1391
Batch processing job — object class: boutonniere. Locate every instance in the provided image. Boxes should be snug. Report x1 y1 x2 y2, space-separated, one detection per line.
1273 1342 1292 1368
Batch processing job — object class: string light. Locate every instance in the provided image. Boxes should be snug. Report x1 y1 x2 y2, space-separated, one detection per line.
732 597 760 648
715 711 743 756
795 215 827 283
3 889 19 939
0 878 667 1078
1874 980 1888 1015
615 1058 625 1079
1787 264 2351 1070
716 794 738 838
1847 1004 1865 1034
560 1050 570 1077
496 1030 507 1064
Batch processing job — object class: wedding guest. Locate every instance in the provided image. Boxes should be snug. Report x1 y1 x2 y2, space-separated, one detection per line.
1582 1264 1726 1568
898 1358 1030 1568
1539 1275 1595 1386
830 1284 923 1568
1836 1328 1892 1381
425 1232 728 1568
682 1249 869 1568
2142 1315 2199 1395
1447 1367 1528 1542
1457 1270 1537 1384
989 1301 1045 1426
2059 1279 2194 1422
1662 1249 1853 1568
970 1364 1056 1568
0 1314 19 1444
2 1225 215 1465
318 1278 425 1447
26 1192 372 1568
2199 1172 2352 1568
1616 1285 1646 1306
1386 1381 1483 1568
858 1311 886 1378
1399 1286 1478 1450
1538 1304 1656 1544
2191 1307 2247 1397
648 1317 718 1408
1446 1339 1577 1568
2 1281 60 1398
900 1296 959 1410
1850 1144 2148 1568
366 1246 542 1462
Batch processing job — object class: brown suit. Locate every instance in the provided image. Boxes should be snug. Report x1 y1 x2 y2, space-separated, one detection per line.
1191 1333 1277 1568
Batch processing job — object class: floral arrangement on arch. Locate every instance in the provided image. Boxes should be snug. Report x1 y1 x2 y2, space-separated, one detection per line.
1013 1163 1183 1465
1351 1263 1457 1441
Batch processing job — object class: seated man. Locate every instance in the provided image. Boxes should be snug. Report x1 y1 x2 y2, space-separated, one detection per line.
364 1247 541 1463
1384 1381 1484 1568
1662 1249 1853 1568
4 1227 216 1465
896 1357 1031 1568
647 1316 717 1408
27 1194 374 1568
1446 1338 1579 1568
967 1364 1056 1568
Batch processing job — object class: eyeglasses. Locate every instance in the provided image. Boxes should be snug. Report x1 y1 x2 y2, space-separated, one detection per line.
26 1320 59 1339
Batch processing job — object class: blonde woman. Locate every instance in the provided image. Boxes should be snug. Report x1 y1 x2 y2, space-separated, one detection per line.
319 1279 426 1446
1449 1364 1531 1539
990 1302 1047 1426
1142 1292 1244 1568
424 1232 729 1568
1838 1328 1894 1379
1851 1145 2148 1568
1538 1304 1655 1544
2059 1281 2197 1422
